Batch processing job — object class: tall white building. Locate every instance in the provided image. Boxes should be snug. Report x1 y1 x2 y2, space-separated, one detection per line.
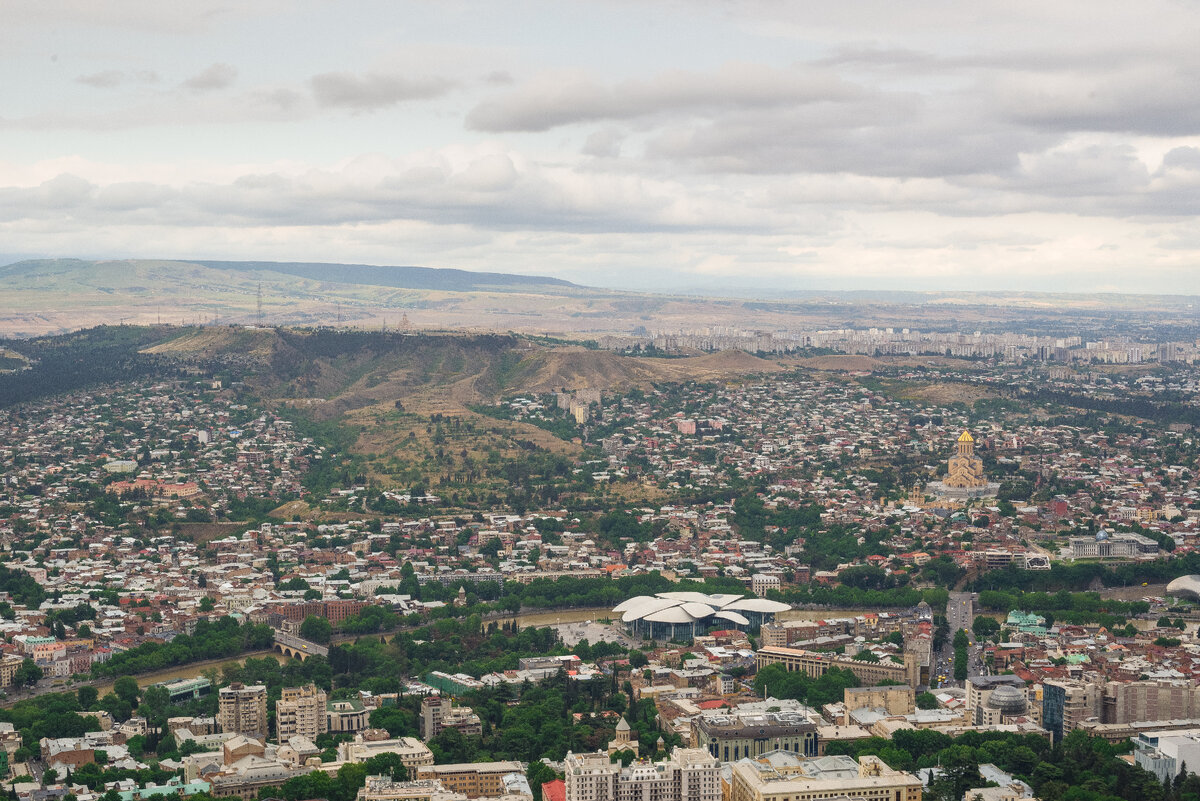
564 749 720 801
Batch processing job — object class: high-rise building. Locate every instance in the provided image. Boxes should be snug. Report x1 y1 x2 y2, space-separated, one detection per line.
1043 679 1102 742
420 696 482 742
218 683 268 739
564 749 720 801
277 683 328 740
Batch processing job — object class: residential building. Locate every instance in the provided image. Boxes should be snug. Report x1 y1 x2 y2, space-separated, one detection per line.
218 684 268 739
277 684 328 740
420 696 482 742
1043 679 1101 743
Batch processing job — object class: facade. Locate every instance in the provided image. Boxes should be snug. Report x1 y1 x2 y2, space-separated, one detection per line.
692 712 818 762
1043 679 1101 742
944 431 987 489
755 647 920 688
844 686 915 718
218 684 268 739
1105 680 1200 725
563 749 721 801
277 684 328 740
1134 729 1200 783
0 654 23 689
927 431 999 499
728 754 922 801
328 699 372 733
338 734 435 772
420 696 482 742
966 677 1030 725
1069 532 1159 559
416 762 526 798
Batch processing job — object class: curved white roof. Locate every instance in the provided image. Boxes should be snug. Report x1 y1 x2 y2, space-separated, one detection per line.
613 597 649 613
658 591 727 604
645 606 700 624
614 591 785 628
1167 575 1200 600
723 598 790 614
620 596 680 622
681 602 716 618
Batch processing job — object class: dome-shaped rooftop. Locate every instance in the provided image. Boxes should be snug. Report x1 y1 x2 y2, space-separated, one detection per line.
1167 575 1200 601
986 685 1028 716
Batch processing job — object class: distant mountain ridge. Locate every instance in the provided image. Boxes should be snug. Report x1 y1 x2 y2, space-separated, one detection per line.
0 258 578 292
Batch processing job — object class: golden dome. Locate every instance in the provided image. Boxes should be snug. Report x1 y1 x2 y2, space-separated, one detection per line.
957 430 974 443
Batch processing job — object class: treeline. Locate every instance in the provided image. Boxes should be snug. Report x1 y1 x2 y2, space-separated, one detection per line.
1022 387 1200 428
753 663 860 707
778 584 949 611
93 617 275 677
976 589 1149 628
971 557 1200 594
827 727 1166 801
0 564 47 608
0 326 174 407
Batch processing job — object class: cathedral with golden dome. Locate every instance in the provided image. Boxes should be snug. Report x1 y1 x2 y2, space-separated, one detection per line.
945 430 987 489
928 429 1000 500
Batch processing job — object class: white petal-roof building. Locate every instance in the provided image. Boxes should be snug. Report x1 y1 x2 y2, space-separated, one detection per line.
1166 575 1200 601
615 591 789 641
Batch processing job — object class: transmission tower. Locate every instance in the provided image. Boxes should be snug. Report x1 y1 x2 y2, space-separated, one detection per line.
256 282 264 325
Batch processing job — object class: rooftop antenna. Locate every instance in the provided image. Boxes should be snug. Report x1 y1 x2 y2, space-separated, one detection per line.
256 283 264 325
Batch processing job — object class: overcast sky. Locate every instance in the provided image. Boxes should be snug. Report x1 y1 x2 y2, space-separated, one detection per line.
3 0 1200 294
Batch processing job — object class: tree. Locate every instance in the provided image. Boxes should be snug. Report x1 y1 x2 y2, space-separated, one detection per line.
954 648 969 682
972 615 1000 639
114 676 140 706
140 685 171 728
300 615 333 644
528 761 561 801
78 685 99 710
15 658 42 686
916 692 939 710
628 649 648 668
199 596 216 613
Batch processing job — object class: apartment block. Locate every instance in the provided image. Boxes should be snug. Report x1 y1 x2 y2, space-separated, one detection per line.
277 684 328 740
218 683 268 739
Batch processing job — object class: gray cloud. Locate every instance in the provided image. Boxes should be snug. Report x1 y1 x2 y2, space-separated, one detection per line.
309 72 454 110
481 70 513 86
182 63 238 91
76 69 158 88
466 63 858 132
